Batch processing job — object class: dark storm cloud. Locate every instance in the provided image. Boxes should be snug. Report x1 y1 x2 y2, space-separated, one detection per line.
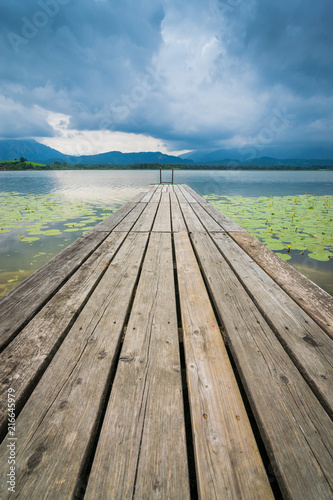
237 0 333 95
0 0 332 156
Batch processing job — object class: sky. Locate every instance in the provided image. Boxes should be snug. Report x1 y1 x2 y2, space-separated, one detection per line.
0 0 332 159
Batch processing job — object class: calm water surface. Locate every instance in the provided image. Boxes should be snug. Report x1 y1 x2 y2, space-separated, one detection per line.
1 170 332 296
2 169 333 200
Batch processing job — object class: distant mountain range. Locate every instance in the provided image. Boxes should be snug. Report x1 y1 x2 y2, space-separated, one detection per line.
0 139 190 165
1 139 333 167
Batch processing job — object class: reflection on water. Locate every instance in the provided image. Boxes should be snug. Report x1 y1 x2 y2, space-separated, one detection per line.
0 170 161 204
292 253 333 296
0 170 332 296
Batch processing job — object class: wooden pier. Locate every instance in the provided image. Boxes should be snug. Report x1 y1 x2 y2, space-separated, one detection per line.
0 184 332 499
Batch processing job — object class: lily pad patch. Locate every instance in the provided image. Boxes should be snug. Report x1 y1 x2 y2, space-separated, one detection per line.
206 194 333 263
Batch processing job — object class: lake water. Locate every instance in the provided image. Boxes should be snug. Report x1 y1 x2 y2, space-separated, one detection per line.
0 170 332 296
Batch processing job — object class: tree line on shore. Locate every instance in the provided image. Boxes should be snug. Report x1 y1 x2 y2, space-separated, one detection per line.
1 160 333 171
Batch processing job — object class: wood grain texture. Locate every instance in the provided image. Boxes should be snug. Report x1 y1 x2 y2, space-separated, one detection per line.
179 185 204 203
173 185 187 203
113 202 146 231
132 202 159 232
191 231 333 500
160 191 170 203
87 202 137 232
200 202 243 232
182 185 244 231
150 186 162 203
0 232 128 438
191 202 224 232
0 232 149 500
174 231 273 500
85 233 190 500
179 185 197 203
169 190 178 204
171 198 187 232
180 203 206 232
128 187 151 202
152 201 171 232
140 186 158 202
231 230 333 338
211 232 333 417
0 231 108 349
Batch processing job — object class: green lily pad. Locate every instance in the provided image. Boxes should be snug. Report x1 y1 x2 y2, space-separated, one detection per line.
206 194 333 263
21 237 41 243
39 229 63 236
275 252 292 261
308 251 332 262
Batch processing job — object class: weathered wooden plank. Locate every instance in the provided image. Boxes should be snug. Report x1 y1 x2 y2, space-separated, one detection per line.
179 185 197 203
140 186 157 202
200 202 243 232
0 230 109 350
181 185 216 205
182 185 244 231
129 187 151 202
173 184 187 203
191 202 224 232
152 201 171 232
113 203 146 232
169 190 178 203
160 191 169 203
87 202 137 232
131 203 159 232
85 233 190 500
211 232 333 417
0 231 128 439
180 185 204 203
180 203 206 232
231 231 333 338
171 198 187 232
174 232 273 500
150 186 162 203
191 231 333 500
204 202 244 231
0 232 149 500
